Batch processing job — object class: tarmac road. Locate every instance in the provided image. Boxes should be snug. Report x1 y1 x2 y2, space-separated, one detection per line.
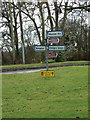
1 62 89 74
0 68 46 74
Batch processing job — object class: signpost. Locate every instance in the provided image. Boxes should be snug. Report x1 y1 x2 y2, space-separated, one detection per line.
34 45 46 52
48 45 66 51
34 30 66 77
48 52 58 58
47 38 59 43
47 31 64 37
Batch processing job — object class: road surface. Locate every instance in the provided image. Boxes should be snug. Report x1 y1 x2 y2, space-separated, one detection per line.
0 69 46 74
1 62 89 74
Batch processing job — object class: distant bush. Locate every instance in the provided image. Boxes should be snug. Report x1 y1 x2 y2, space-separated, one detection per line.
55 51 67 62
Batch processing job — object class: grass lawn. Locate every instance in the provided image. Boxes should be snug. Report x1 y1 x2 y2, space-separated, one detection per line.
1 61 89 69
2 66 88 118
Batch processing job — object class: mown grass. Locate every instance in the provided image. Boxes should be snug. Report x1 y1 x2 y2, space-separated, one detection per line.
1 61 89 69
2 66 88 118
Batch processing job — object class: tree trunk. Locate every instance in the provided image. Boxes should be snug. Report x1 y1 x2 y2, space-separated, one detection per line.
38 2 46 62
60 2 68 45
13 5 19 63
88 26 90 60
54 2 58 30
9 2 15 64
83 25 88 60
38 2 45 42
18 2 25 64
46 2 53 31
78 10 83 60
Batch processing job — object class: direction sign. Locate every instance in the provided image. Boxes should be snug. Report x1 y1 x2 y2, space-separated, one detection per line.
47 38 59 43
34 45 46 52
48 45 66 51
47 31 64 37
48 52 58 58
40 70 54 77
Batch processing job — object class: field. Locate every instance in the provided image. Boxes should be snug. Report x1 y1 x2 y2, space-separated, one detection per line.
2 66 88 118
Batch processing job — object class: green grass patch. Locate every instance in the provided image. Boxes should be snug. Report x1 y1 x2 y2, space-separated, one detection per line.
1 61 89 69
2 66 88 118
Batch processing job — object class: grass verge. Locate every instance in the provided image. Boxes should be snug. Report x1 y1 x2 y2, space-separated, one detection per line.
2 66 88 118
1 61 89 69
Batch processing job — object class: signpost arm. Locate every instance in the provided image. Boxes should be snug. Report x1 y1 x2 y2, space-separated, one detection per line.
46 30 48 71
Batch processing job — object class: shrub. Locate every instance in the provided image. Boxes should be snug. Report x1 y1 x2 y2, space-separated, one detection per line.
55 51 67 62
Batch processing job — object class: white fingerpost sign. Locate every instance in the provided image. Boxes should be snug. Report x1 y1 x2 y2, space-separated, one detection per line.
47 31 64 37
34 45 46 52
48 45 66 51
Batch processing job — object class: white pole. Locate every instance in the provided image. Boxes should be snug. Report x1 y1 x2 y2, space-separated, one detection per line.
46 31 49 71
21 40 25 64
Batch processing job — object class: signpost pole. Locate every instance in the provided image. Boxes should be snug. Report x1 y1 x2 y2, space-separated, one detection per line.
34 30 65 77
21 40 25 64
46 49 48 71
22 43 25 64
46 30 48 71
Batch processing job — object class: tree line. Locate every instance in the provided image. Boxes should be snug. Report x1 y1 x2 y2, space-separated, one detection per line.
0 0 90 65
